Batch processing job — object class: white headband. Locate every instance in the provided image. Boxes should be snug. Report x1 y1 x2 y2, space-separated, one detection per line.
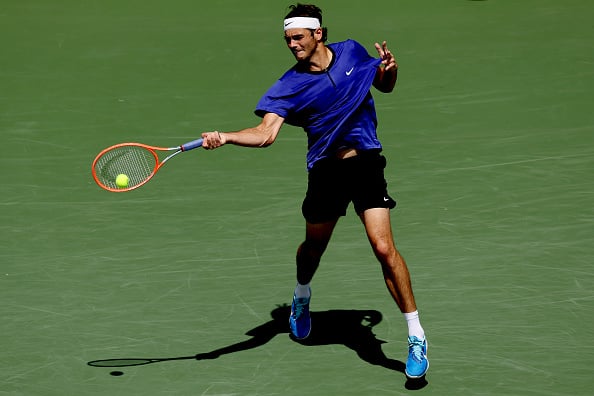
283 17 321 31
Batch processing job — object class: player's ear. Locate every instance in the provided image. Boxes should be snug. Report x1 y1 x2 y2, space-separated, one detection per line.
313 27 323 42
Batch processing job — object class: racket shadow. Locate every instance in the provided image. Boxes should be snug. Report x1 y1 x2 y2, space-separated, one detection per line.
87 304 426 388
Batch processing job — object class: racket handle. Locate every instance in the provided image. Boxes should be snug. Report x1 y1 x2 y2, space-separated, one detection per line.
180 138 204 151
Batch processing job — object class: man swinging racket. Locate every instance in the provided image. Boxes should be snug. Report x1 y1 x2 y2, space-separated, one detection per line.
201 3 429 378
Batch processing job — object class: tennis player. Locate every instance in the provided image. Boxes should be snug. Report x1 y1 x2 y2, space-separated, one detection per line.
201 3 428 378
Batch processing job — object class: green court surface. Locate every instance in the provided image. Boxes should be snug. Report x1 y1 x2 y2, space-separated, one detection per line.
2 1 593 395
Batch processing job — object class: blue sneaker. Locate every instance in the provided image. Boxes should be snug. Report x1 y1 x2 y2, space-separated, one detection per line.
405 336 429 378
289 291 311 339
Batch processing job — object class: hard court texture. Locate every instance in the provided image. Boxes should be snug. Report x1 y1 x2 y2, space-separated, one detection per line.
1 1 593 395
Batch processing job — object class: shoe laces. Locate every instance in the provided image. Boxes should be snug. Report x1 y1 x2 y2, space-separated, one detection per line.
292 297 309 318
408 337 426 362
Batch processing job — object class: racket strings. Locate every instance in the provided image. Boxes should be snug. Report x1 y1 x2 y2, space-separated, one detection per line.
95 146 157 189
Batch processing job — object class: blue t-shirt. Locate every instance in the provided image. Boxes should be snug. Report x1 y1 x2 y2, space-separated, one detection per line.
255 39 383 170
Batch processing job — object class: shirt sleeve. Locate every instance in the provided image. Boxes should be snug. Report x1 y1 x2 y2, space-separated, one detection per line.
254 79 292 119
348 39 378 63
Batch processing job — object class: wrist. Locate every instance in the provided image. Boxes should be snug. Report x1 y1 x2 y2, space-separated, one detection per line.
218 131 228 145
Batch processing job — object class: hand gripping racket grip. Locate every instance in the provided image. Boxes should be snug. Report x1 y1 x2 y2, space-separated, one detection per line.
180 138 204 152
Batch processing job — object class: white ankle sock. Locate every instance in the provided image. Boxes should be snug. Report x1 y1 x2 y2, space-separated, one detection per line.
294 282 311 298
404 310 425 340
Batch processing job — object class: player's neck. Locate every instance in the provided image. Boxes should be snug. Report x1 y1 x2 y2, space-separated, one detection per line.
307 45 332 72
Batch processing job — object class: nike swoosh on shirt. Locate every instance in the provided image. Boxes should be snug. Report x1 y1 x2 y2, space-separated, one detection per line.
346 67 354 76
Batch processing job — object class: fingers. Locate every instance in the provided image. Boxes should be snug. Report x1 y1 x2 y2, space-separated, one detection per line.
384 52 397 71
382 42 393 62
201 131 225 149
375 40 397 71
375 41 393 61
374 42 385 58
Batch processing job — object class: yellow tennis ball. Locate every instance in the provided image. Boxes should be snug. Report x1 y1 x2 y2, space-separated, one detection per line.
115 174 129 188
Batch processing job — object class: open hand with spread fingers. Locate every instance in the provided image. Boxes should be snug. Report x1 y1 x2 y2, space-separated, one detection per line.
375 40 397 71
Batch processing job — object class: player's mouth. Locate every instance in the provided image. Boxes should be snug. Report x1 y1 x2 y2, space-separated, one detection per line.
292 49 305 58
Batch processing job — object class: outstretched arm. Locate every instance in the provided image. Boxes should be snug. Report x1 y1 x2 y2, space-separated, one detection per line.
201 112 285 149
373 41 398 93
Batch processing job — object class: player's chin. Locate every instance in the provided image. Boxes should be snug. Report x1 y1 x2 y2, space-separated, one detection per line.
291 50 306 61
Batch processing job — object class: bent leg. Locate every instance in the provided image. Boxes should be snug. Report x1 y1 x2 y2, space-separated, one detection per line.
359 208 417 313
360 208 429 377
296 220 338 284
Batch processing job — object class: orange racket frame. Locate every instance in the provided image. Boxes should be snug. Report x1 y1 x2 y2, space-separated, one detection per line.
91 138 203 192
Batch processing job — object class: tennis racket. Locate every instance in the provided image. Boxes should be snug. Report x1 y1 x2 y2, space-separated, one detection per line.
91 137 203 192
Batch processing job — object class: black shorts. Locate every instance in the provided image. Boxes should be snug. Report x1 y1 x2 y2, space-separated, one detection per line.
301 151 397 224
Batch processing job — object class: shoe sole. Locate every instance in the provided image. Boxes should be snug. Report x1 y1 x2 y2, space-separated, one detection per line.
289 317 311 339
405 359 429 378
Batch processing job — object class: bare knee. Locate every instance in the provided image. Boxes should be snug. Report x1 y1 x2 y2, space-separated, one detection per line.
372 239 399 265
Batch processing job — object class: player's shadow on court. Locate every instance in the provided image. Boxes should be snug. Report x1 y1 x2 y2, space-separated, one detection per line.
200 304 403 369
88 304 427 390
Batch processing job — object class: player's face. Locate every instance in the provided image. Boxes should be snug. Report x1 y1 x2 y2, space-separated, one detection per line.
284 28 319 62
